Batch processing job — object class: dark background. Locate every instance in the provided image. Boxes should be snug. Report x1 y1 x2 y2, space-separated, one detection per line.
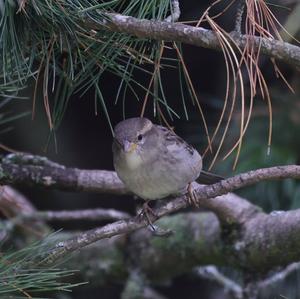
1 0 300 298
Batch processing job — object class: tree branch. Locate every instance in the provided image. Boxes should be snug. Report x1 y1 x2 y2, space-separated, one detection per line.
47 213 223 283
164 0 180 23
14 208 130 223
234 0 245 34
0 185 49 238
37 211 300 293
257 262 300 292
0 154 300 218
45 185 299 269
0 185 37 217
2 154 300 223
88 13 300 68
2 154 300 273
1 154 300 226
194 266 243 299
0 154 127 194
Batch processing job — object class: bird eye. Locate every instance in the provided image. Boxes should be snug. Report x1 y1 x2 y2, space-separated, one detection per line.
137 134 143 141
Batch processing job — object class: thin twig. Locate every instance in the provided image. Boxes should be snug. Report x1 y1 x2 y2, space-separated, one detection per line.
258 262 300 291
164 0 180 23
195 266 243 299
234 0 245 34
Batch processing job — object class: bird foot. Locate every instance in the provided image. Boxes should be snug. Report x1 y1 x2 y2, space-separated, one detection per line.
138 201 157 231
142 201 157 217
187 183 199 207
138 202 173 237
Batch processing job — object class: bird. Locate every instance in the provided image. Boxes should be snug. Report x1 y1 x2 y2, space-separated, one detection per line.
112 117 222 209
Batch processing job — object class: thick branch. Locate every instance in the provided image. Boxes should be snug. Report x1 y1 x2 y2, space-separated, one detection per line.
1 154 300 200
13 208 130 223
49 213 223 283
39 210 300 288
0 154 127 194
44 185 299 267
91 13 300 68
2 155 300 223
1 154 300 225
2 154 300 273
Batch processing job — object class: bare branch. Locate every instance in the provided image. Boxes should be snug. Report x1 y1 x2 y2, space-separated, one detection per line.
88 13 300 68
195 266 243 299
2 154 300 272
1 154 127 195
257 262 300 291
54 212 223 283
234 0 245 34
0 185 49 237
0 185 36 217
164 0 180 23
43 190 299 267
1 155 300 220
14 208 131 222
39 211 300 289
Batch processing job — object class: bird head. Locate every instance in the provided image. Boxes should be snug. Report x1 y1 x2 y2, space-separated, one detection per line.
113 117 154 154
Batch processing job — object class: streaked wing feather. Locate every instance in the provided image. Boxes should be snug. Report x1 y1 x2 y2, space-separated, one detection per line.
156 125 195 156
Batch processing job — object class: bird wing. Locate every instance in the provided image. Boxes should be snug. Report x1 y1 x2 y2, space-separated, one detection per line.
156 125 203 184
156 125 195 156
157 125 223 185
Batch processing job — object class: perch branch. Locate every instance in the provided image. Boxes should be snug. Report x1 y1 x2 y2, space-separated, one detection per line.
2 154 300 272
2 154 300 222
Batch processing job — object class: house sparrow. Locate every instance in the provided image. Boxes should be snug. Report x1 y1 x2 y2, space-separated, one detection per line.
112 117 222 205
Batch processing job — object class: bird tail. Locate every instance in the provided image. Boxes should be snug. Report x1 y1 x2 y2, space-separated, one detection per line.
197 170 224 184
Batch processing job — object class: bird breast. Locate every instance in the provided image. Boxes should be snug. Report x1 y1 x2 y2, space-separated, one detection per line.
114 145 202 200
122 150 143 170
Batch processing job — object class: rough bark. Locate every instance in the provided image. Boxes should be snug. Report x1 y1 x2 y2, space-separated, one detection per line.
86 13 300 68
44 210 300 284
2 155 300 277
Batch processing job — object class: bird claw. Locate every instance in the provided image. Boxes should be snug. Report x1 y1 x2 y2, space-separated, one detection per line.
142 201 157 217
138 201 157 231
138 202 173 237
187 183 199 207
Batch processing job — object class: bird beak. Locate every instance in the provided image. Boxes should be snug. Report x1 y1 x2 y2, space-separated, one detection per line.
124 140 137 153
